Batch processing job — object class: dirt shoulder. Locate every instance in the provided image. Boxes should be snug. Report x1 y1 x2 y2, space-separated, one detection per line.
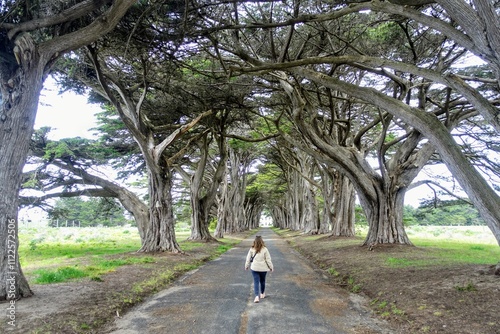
277 229 500 334
0 232 252 334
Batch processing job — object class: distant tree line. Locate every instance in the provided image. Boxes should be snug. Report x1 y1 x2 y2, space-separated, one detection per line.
47 197 133 228
356 202 485 227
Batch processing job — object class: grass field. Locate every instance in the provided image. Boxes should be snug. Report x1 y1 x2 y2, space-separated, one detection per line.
353 225 500 266
18 225 233 284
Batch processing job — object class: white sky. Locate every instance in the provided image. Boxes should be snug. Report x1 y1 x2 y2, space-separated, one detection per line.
35 76 99 140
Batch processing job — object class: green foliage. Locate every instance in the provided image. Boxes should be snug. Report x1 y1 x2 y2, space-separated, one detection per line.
355 205 368 225
208 217 218 231
366 22 401 43
38 135 116 166
355 203 484 227
411 202 485 226
48 197 132 227
246 163 287 202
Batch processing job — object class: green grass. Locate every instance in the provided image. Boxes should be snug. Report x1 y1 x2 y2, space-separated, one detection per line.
327 267 340 276
33 266 88 284
32 256 157 284
180 242 205 251
380 238 500 269
20 226 244 285
19 226 142 268
412 239 500 265
385 257 415 267
20 227 199 284
303 235 324 241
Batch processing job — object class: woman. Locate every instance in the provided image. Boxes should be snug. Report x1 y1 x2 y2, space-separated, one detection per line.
245 235 274 303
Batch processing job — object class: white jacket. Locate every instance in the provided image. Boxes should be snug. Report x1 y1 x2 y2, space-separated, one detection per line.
245 246 273 272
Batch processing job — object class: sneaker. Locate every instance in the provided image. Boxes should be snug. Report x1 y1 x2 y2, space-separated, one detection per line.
260 293 266 299
254 296 260 303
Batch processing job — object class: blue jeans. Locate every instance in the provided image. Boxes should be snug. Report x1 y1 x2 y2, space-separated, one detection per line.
251 270 267 297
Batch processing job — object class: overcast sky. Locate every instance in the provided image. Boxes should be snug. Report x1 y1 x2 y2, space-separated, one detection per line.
35 76 99 140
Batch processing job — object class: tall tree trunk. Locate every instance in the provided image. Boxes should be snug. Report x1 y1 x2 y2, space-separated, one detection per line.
361 183 412 246
270 206 289 229
214 176 228 238
0 1 136 300
303 181 320 234
244 197 263 230
0 35 41 300
331 174 356 237
189 196 214 241
187 134 224 242
287 168 304 231
215 144 249 236
139 168 181 252
318 165 335 234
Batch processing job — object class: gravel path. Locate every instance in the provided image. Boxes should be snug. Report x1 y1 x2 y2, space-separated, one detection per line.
105 228 394 334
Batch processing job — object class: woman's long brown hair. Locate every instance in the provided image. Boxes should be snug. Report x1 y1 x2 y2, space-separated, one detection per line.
252 236 265 253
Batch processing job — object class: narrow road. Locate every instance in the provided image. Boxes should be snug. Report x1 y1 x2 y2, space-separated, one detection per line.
105 228 393 334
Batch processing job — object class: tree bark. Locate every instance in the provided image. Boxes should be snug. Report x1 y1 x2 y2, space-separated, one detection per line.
138 168 181 252
331 174 356 237
215 144 249 236
0 0 138 301
187 134 226 241
360 180 412 246
189 196 214 241
270 205 290 230
0 34 41 301
214 172 229 238
244 196 263 230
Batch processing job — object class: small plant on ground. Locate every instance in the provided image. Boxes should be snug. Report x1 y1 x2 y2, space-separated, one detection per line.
347 275 362 293
391 304 405 316
454 282 477 292
373 300 405 318
327 267 339 276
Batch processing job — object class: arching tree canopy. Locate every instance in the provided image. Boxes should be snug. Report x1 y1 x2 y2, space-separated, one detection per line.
1 0 499 301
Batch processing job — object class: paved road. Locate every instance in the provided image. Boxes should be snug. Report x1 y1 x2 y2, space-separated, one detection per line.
105 228 393 334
